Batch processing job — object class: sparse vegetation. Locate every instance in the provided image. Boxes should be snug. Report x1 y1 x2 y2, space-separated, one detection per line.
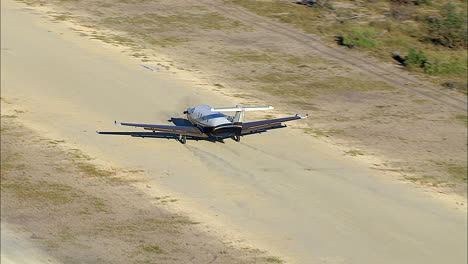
76 162 116 178
233 0 467 91
404 48 428 68
264 256 285 264
434 161 468 182
344 149 365 156
302 127 344 137
141 245 164 254
340 27 379 48
102 12 249 33
52 14 71 21
1 114 17 118
422 55 466 75
455 115 467 126
425 2 467 49
145 36 190 47
402 47 467 75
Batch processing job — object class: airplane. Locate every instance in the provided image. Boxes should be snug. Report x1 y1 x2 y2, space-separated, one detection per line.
99 105 307 144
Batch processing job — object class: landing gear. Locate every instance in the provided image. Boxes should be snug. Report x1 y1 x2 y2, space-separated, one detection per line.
233 135 241 142
178 135 187 144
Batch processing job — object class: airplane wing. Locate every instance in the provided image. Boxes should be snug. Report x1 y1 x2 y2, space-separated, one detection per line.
115 121 208 137
241 114 308 134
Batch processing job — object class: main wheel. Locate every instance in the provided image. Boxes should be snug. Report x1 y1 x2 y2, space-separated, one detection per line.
179 135 187 144
233 135 241 142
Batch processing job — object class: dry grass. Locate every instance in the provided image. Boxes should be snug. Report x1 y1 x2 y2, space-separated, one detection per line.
232 0 467 91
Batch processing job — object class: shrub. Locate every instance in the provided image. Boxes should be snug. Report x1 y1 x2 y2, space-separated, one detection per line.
341 27 379 48
403 48 466 74
405 48 427 67
423 57 466 75
426 2 467 48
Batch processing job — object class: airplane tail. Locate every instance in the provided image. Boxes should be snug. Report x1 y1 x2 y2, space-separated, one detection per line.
211 105 273 125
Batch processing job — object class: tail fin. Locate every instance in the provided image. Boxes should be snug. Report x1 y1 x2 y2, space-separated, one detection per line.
211 105 273 112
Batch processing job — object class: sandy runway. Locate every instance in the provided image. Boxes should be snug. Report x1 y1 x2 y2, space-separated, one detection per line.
1 1 466 263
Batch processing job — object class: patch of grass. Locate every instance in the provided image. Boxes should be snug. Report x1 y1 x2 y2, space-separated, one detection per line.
340 27 379 48
220 49 334 68
76 162 116 178
173 216 199 225
68 149 92 160
222 49 275 63
404 175 452 187
248 74 394 99
232 0 325 35
446 165 467 182
102 12 249 33
54 166 71 173
344 149 365 156
141 245 164 254
90 33 137 47
413 99 429 104
131 53 146 58
1 181 81 205
432 161 467 182
87 196 109 212
455 115 467 126
125 169 145 173
145 36 190 47
264 256 285 263
58 227 76 242
102 16 154 26
423 55 467 75
258 84 318 98
1 115 17 118
52 14 71 21
48 139 66 145
143 216 199 226
239 72 309 84
302 127 343 137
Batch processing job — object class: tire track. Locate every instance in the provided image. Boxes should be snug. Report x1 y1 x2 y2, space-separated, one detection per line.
204 2 467 112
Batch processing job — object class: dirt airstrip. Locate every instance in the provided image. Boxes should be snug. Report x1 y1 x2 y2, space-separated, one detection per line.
11 0 467 195
1 0 467 263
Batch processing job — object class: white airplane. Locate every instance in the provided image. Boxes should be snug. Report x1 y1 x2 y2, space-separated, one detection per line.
101 105 307 144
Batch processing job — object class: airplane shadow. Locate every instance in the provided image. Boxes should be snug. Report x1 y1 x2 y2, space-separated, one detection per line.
97 118 286 144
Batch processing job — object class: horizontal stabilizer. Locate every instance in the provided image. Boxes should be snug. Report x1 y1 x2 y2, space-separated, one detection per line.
212 106 273 112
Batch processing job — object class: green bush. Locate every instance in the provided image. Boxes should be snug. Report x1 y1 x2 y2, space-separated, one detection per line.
405 48 427 67
423 57 466 75
403 48 466 74
341 27 379 48
426 2 467 48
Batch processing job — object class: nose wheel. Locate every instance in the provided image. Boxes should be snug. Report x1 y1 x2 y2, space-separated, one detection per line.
178 135 187 144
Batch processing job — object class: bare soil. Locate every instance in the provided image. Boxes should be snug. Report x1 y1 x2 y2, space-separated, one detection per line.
12 0 468 194
0 116 282 264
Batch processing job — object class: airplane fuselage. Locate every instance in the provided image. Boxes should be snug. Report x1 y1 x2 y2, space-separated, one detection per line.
185 105 241 138
104 104 306 144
